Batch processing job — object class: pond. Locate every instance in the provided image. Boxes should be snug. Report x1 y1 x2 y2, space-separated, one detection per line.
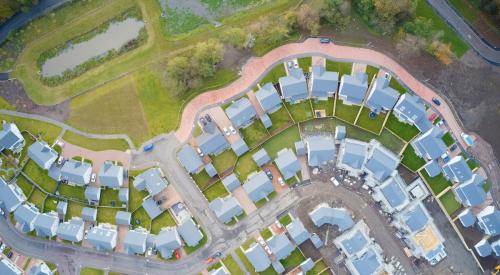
41 18 144 77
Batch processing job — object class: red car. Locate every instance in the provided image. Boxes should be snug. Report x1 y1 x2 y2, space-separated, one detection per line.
428 113 437 122
174 250 181 260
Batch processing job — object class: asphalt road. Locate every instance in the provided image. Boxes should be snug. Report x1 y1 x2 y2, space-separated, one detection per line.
426 0 500 65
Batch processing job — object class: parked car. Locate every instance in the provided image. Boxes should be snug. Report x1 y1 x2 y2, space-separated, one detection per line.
143 143 154 152
90 173 97 183
223 127 230 136
264 169 273 180
204 114 212 122
257 236 266 246
287 61 294 69
196 147 204 157
278 177 285 186
57 156 64 165
229 126 237 135
428 113 437 122
320 37 330 43
432 97 441 106
56 140 65 148
0 208 4 217
330 177 340 186
275 220 282 228
199 117 207 126
7 251 12 259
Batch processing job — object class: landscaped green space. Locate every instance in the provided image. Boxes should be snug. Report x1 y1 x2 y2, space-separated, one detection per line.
325 60 352 77
259 267 278 275
365 65 379 83
312 99 334 117
0 115 61 144
131 207 151 230
234 152 259 182
334 99 360 124
385 114 420 142
355 108 386 134
23 161 57 193
421 170 452 195
202 181 229 202
43 196 59 213
262 125 300 158
279 214 292 227
240 121 270 148
80 267 105 275
163 7 209 36
58 184 86 201
222 255 243 274
151 211 177 234
99 188 120 206
467 159 479 171
62 131 129 151
16 176 34 197
192 170 215 191
449 0 477 23
241 238 256 250
280 248 306 270
389 77 407 94
297 57 312 72
401 146 426 172
441 132 455 147
268 107 293 134
211 150 237 173
97 207 119 224
236 248 258 275
439 190 462 216
66 201 84 220
129 184 148 211
260 64 287 85
28 188 46 210
307 259 329 275
260 227 273 240
285 101 313 122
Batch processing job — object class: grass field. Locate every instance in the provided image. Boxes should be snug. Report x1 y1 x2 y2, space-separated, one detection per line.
262 125 300 158
23 160 58 193
279 214 292 227
261 227 273 240
384 114 419 142
131 207 151 230
28 188 46 210
58 184 86 201
202 181 229 202
325 60 352 77
66 201 84 220
222 255 243 274
297 57 312 72
281 248 305 270
0 114 61 144
44 197 59 213
97 207 119 224
439 190 462 216
401 145 426 172
129 182 149 211
259 63 287 85
441 132 455 147
211 150 237 173
312 99 334 117
334 99 361 124
421 170 452 195
285 101 313 122
240 121 270 148
234 151 259 182
16 176 34 197
449 0 477 23
355 108 386 134
62 131 129 151
365 65 379 83
236 248 258 275
151 211 176 234
389 77 407 94
99 188 120 206
268 107 293 134
80 267 104 275
467 159 479 170
163 7 209 36
192 170 214 191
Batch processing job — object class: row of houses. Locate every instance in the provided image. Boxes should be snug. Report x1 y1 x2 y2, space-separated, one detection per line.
0 256 54 275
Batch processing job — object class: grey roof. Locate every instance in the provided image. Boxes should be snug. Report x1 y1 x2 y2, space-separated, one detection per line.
178 218 203 247
341 230 369 256
364 144 399 182
28 141 58 170
339 139 368 170
286 218 309 245
272 261 285 274
48 164 61 181
477 206 500 236
221 173 240 192
81 207 97 222
295 141 306 156
366 77 400 112
142 197 164 219
474 239 492 257
28 262 53 275
115 211 132 225
404 204 429 233
260 114 272 129
243 171 274 202
442 156 473 183
87 224 117 251
196 127 229 156
279 68 308 102
205 163 217 177
209 266 229 275
412 127 447 160
209 196 243 224
0 178 26 212
57 217 84 242
252 149 271 166
0 258 22 275
306 136 336 167
267 234 294 260
255 83 282 113
34 212 58 237
350 248 382 275
98 161 123 188
231 138 249 157
56 201 67 215
424 160 441 177
14 203 39 233
378 176 409 210
492 239 500 257
274 149 300 180
393 93 432 132
244 243 271 272
454 174 487 207
124 229 148 255
133 168 168 196
309 205 354 231
339 73 368 105
177 144 203 174
0 121 24 152
458 209 476 228
119 188 129 202
310 65 339 98
60 159 92 186
156 228 182 258
335 126 346 140
310 233 324 248
225 97 257 129
300 258 315 272
84 186 101 202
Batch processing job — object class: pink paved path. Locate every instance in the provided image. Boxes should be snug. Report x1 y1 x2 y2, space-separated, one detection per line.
175 38 467 148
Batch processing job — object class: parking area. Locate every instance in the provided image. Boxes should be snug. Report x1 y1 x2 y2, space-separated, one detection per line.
155 184 183 209
202 107 241 143
232 186 257 214
115 225 129 253
351 63 366 74
262 163 288 193
311 56 325 67
245 90 265 117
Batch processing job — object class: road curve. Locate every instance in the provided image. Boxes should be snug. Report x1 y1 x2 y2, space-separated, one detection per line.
175 38 468 149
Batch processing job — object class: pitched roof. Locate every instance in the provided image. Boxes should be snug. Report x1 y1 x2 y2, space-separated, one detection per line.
403 204 429 233
340 230 369 257
204 163 217 177
231 138 249 157
0 121 24 152
244 243 271 272
339 139 368 170
442 156 473 183
363 141 399 182
255 83 282 113
305 136 336 167
209 266 229 275
221 173 240 192
458 209 476 228
14 203 39 233
225 97 257 128
98 161 124 188
300 258 315 272
310 233 324 248
252 149 271 166
87 224 117 251
34 212 58 237
56 201 67 215
133 168 168 196
260 114 272 129
119 188 129 202
155 228 182 258
393 93 431 132
0 258 22 275
412 127 447 160
310 65 339 98
350 248 383 275
178 218 203 247
274 149 300 180
309 204 354 231
84 186 101 202
286 218 310 245
376 175 409 212
28 262 52 275
491 239 500 257
196 127 229 156
28 141 58 170
243 171 274 202
60 160 92 186
124 229 148 255
142 197 164 219
267 234 294 260
209 196 243 224
339 73 368 105
474 239 492 257
295 141 306 156
81 207 97 222
454 174 487 207
335 126 346 141
279 68 308 102
366 77 400 112
177 144 203 174
0 178 26 212
57 217 84 242
115 211 132 225
477 206 500 236
424 160 441 177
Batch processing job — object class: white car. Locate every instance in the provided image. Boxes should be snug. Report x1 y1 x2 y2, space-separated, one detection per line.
278 177 285 186
229 126 237 135
196 147 204 157
223 127 230 136
91 173 97 183
257 236 266 246
330 177 340 186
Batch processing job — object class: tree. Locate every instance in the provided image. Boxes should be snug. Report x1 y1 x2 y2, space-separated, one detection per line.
0 0 39 23
320 0 351 30
193 39 224 79
296 4 321 35
220 27 247 49
353 0 415 34
427 40 454 65
167 56 191 91
404 16 433 38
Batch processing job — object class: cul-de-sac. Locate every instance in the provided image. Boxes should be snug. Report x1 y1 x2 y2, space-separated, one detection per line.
0 0 499 275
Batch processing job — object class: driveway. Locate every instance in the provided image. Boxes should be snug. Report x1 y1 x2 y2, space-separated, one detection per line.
232 186 257 214
312 56 326 67
351 63 366 74
155 185 183 209
246 90 265 117
262 163 288 193
203 107 241 143
115 225 129 253
298 156 311 181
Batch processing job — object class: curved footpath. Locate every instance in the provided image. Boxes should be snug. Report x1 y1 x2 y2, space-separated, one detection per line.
175 38 468 150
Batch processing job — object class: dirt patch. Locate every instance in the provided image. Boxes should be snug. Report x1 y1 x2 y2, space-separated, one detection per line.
219 44 252 71
473 17 500 48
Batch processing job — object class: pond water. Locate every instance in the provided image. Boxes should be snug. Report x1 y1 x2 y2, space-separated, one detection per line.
41 18 144 77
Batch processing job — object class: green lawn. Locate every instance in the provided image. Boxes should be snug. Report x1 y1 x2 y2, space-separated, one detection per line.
234 152 259 182
0 114 61 144
334 99 361 124
297 57 312 72
355 107 386 134
439 190 462 216
236 248 258 275
240 121 270 148
43 197 59 213
268 107 293 134
441 132 455 147
280 248 306 270
129 184 148 211
285 101 313 122
312 99 334 117
325 60 352 77
131 207 151 230
449 0 477 24
384 114 420 142
211 150 237 173
307 259 329 275
262 125 301 158
401 145 426 172
28 188 47 210
260 227 273 240
260 267 279 275
192 170 214 191
202 181 229 202
365 65 379 83
58 183 86 201
97 207 119 224
23 160 58 193
222 255 244 274
99 188 120 206
16 176 34 197
279 214 292 227
66 201 84 220
260 63 287 85
421 170 452 195
241 238 256 250
375 129 406 154
80 267 104 275
163 7 209 36
467 159 479 171
151 210 177 234
62 131 129 151
389 77 407 94
416 0 469 57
